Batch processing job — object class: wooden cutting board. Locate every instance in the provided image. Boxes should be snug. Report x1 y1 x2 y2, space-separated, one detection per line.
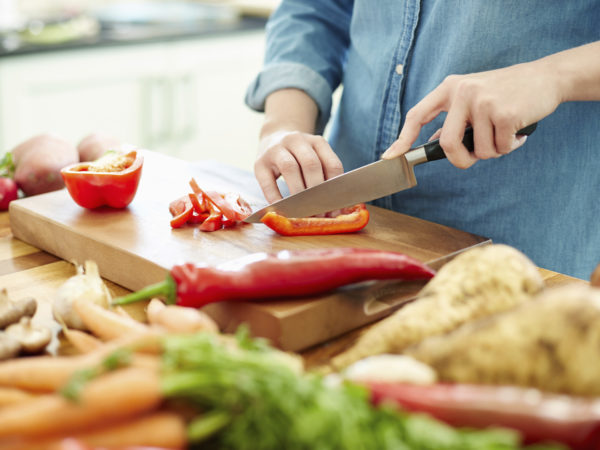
9 150 489 351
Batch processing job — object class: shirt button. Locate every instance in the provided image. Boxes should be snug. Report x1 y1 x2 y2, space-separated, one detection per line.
395 64 404 75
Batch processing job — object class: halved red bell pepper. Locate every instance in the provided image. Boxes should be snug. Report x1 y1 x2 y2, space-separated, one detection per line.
61 150 143 209
261 203 369 236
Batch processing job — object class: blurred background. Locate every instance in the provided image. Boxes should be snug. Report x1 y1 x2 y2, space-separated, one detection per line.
0 0 279 170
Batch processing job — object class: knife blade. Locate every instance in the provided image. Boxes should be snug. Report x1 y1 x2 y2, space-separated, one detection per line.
244 123 537 223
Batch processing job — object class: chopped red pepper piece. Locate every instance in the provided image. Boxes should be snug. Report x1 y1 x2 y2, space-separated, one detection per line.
170 203 193 228
112 247 435 308
261 203 369 236
366 382 600 449
61 150 143 209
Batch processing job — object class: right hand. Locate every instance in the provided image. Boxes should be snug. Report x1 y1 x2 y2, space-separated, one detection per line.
254 130 344 204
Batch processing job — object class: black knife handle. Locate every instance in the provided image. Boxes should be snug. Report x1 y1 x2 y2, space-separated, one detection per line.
423 122 538 162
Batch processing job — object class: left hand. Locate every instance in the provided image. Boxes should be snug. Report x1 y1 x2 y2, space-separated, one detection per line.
382 60 561 168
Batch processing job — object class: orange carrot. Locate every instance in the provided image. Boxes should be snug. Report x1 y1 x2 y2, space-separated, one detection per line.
0 342 160 392
146 298 219 334
4 411 187 450
73 298 149 340
0 387 35 407
0 367 163 438
62 328 103 354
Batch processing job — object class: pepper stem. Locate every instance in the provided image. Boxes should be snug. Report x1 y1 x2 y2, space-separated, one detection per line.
111 275 177 306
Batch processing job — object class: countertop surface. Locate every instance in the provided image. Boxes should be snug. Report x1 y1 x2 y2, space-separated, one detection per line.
0 15 266 58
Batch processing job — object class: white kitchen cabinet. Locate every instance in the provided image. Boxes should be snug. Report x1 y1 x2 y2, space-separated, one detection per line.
0 29 266 171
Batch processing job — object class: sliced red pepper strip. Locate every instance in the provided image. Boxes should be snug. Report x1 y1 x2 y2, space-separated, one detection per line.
188 211 211 224
366 382 600 449
261 203 369 236
61 150 143 209
170 203 193 228
169 195 192 217
112 247 435 308
188 193 206 214
199 211 223 232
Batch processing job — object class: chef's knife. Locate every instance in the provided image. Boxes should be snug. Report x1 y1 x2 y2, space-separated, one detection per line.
244 123 537 223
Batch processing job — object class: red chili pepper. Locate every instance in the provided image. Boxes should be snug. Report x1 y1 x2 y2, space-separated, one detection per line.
112 247 435 308
366 382 600 449
261 204 369 236
61 150 143 209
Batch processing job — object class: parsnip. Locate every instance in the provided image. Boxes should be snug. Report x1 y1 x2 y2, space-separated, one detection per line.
330 244 543 371
408 284 600 396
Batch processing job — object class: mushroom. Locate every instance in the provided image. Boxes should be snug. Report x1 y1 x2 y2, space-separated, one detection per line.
0 289 37 329
0 332 21 360
5 317 52 354
53 261 112 330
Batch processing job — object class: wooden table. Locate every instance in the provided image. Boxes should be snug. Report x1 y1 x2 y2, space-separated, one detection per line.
0 210 586 368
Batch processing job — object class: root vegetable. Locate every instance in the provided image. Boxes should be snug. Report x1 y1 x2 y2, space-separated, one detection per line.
591 263 600 287
73 297 149 340
329 244 544 371
4 317 52 354
53 261 112 331
0 177 18 211
11 412 187 449
408 284 600 396
146 298 218 334
11 134 79 196
76 133 123 162
0 290 36 329
0 387 35 407
0 366 162 438
62 328 103 353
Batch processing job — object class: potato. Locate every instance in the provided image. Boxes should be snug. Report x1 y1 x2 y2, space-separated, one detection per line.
12 134 78 196
77 133 123 162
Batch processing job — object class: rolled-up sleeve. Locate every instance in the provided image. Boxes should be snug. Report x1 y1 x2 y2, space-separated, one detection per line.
245 0 353 133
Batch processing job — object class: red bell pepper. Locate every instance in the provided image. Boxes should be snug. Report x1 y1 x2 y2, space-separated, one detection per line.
61 150 143 209
366 382 600 449
112 247 435 308
261 204 369 236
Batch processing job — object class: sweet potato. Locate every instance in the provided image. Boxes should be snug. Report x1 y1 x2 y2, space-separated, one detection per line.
11 134 78 196
76 133 123 162
329 244 544 371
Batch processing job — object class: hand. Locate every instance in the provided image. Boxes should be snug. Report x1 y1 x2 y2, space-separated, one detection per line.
255 130 344 203
383 59 561 168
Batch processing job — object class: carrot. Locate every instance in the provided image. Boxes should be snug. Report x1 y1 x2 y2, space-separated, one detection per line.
0 342 160 392
146 298 218 334
62 328 103 354
73 298 149 340
0 367 163 438
0 387 35 407
5 411 187 450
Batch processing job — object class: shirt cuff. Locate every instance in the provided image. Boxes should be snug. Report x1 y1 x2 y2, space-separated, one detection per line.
245 61 333 134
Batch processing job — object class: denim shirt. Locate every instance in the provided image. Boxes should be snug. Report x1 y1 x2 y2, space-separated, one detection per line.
246 0 600 279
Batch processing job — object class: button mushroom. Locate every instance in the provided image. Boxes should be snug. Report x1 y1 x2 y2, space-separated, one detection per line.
0 332 21 360
5 317 52 354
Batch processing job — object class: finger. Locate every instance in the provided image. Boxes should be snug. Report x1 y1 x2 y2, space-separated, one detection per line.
472 118 498 160
310 136 344 180
494 120 525 155
273 149 306 195
439 105 477 169
428 128 442 142
288 141 326 189
254 164 283 204
382 85 448 159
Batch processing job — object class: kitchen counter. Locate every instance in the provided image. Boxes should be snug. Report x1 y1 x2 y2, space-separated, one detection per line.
0 15 266 58
0 207 585 368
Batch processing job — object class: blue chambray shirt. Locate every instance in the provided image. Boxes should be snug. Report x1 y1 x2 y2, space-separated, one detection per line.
246 0 600 279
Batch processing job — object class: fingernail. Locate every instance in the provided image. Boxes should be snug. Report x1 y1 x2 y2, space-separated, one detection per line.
511 135 527 150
